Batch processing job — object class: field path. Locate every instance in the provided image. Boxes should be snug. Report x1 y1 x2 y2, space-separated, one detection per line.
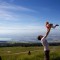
1 50 40 56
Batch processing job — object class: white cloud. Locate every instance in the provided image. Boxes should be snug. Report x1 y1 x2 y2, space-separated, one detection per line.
0 9 19 21
0 2 36 21
0 1 46 35
0 25 45 34
0 2 35 12
0 10 14 20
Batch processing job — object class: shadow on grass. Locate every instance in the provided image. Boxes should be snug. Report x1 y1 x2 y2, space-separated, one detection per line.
51 56 60 60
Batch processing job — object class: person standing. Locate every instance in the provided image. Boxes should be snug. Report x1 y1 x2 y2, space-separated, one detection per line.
37 22 59 60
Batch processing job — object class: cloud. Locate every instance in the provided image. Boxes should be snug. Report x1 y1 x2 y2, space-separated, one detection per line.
0 2 36 21
0 25 45 34
0 1 45 35
0 10 14 20
0 2 36 12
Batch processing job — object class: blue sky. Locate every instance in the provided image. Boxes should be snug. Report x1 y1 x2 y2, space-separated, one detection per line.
0 0 60 37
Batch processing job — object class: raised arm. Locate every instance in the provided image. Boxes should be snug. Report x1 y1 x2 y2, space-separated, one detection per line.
44 28 51 38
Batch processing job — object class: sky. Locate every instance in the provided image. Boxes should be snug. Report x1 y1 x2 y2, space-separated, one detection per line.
0 0 60 41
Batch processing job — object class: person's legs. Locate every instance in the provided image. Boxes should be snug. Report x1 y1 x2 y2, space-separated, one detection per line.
44 50 50 60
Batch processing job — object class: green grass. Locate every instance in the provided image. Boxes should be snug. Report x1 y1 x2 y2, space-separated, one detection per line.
0 46 60 60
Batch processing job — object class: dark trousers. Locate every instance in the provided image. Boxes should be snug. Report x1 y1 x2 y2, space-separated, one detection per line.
44 50 50 60
0 56 2 60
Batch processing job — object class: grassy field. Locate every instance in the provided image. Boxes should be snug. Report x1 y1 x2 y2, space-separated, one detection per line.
0 46 60 60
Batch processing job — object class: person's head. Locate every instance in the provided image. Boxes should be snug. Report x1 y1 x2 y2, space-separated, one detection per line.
37 35 43 40
46 22 49 25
